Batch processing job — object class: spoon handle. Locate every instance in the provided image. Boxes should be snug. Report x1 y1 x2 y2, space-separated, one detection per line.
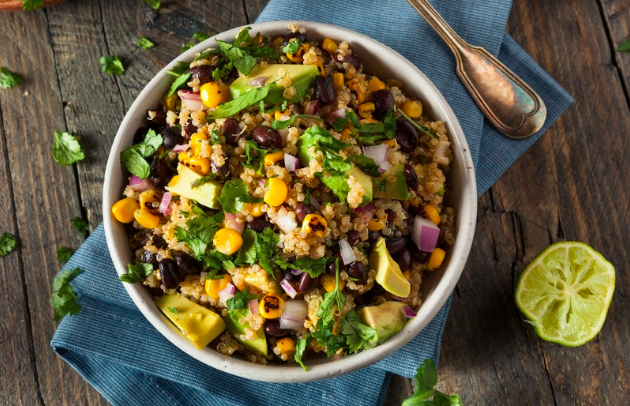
406 0 547 139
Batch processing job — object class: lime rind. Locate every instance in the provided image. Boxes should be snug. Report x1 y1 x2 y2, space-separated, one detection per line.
515 241 615 347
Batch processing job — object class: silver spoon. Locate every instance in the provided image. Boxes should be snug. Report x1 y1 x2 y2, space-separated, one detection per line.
406 0 546 139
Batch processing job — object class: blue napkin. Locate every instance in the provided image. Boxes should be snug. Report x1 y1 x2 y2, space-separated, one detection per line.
51 0 573 404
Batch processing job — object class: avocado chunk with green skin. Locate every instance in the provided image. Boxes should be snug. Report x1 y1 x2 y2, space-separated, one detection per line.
165 164 222 209
223 309 268 357
319 166 374 207
229 64 318 105
155 294 226 350
357 301 408 344
370 237 411 297
374 164 409 200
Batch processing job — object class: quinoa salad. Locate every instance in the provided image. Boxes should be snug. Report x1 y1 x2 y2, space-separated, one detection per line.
111 24 456 369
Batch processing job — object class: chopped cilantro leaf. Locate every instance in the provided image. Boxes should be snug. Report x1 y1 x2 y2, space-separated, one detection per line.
50 268 82 321
348 154 380 177
219 179 259 213
207 79 277 119
179 210 189 218
618 37 630 53
0 233 17 257
167 72 191 97
174 212 223 258
234 27 254 47
167 61 190 76
235 229 257 266
143 0 160 10
120 128 163 178
217 40 257 76
294 335 308 371
182 31 210 53
56 246 73 263
0 67 23 89
167 306 179 314
401 359 462 406
332 116 349 132
212 59 233 82
21 0 43 11
275 257 328 278
119 261 153 283
71 217 89 235
271 114 322 130
255 228 279 276
137 37 156 49
226 287 259 312
52 131 85 166
323 149 352 172
282 38 301 55
311 259 347 356
316 172 350 202
341 310 377 353
346 110 361 128
242 140 268 174
191 174 217 188
100 56 125 75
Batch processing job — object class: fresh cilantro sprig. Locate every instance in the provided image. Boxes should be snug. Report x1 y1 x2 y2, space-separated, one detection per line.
120 261 153 283
341 310 376 353
206 79 278 118
174 211 224 258
143 0 160 10
618 37 630 53
0 233 17 257
165 60 192 97
401 359 462 406
282 38 301 55
56 246 73 263
100 56 125 75
212 59 234 82
120 128 163 179
311 258 347 356
242 140 268 175
217 40 257 76
275 257 328 278
71 217 89 235
50 268 82 321
0 67 23 89
182 31 210 53
21 0 43 11
294 334 309 371
235 229 257 265
271 114 323 130
137 38 156 49
53 131 85 166
218 179 260 213
226 288 259 312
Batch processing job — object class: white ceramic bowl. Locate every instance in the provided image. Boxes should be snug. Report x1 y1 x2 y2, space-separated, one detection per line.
103 21 476 383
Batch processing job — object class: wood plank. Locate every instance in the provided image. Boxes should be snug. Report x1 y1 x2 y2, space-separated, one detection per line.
0 94 42 406
601 0 630 96
0 8 104 406
438 0 630 404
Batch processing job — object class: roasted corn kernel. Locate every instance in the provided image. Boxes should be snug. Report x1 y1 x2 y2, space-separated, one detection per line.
188 156 211 176
139 190 160 214
422 205 441 225
259 293 285 319
264 150 285 166
320 273 345 292
168 175 180 187
111 197 139 223
264 178 288 206
213 228 243 256
245 202 265 218
401 100 423 119
358 102 375 119
367 219 386 231
346 80 365 104
302 214 328 237
204 274 232 299
368 77 386 92
190 132 208 156
134 208 160 229
333 72 345 90
200 81 229 108
277 337 296 357
427 248 446 271
164 93 177 110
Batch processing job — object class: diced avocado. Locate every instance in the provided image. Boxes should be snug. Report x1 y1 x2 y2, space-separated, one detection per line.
358 301 408 343
223 309 268 357
374 164 409 200
243 270 281 294
229 64 317 105
369 237 411 297
155 294 226 350
166 164 222 209
348 166 373 206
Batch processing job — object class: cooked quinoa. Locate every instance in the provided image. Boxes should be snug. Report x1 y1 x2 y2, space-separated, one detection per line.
112 25 456 369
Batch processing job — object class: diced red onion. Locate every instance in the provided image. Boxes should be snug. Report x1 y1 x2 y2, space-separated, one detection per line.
218 283 235 303
257 178 266 187
178 90 207 111
164 208 172 217
378 160 391 174
411 215 441 252
353 203 375 213
363 144 388 165
284 154 300 172
273 210 298 233
280 279 297 299
279 300 307 330
290 268 304 276
403 306 417 318
310 195 321 210
332 108 346 118
224 212 245 234
304 100 319 115
339 238 356 265
159 192 172 215
172 143 190 152
248 76 267 87
129 175 152 192
249 299 259 316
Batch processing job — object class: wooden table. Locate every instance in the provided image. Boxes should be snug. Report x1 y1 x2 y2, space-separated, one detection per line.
0 0 628 404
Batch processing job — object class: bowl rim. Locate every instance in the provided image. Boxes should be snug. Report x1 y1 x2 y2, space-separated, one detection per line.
103 20 477 383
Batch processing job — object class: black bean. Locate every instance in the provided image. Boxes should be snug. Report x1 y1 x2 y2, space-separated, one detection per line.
188 65 214 84
404 163 419 192
326 253 346 275
282 32 307 46
368 230 380 243
161 127 184 149
284 270 296 282
149 287 164 297
221 117 241 145
251 125 280 149
386 237 407 255
149 158 173 188
396 248 412 272
159 259 180 289
184 122 197 138
346 230 361 246
133 127 148 144
294 203 313 223
174 253 200 275
264 319 289 337
343 54 361 70
211 157 229 176
395 117 418 153
153 235 169 249
410 244 431 264
147 109 166 129
247 217 272 232
372 89 394 120
298 272 316 293
348 262 367 284
313 75 335 104
140 250 158 267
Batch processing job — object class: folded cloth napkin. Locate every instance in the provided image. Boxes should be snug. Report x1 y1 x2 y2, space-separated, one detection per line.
51 0 573 404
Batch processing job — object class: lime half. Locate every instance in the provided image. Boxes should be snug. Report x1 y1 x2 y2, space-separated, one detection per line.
515 241 615 347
